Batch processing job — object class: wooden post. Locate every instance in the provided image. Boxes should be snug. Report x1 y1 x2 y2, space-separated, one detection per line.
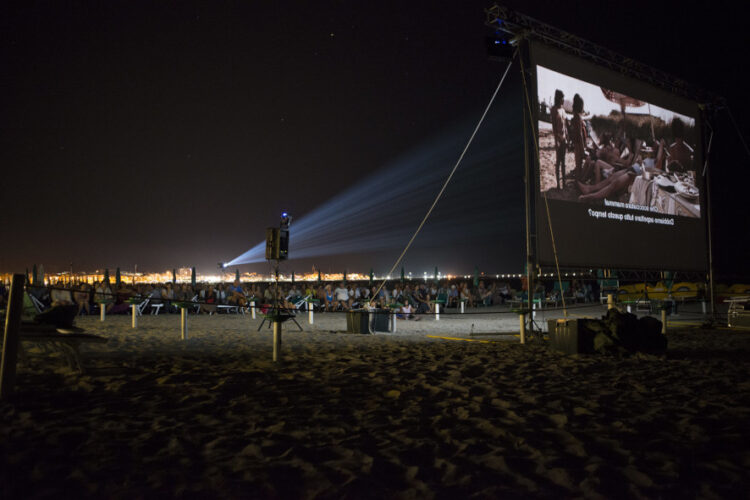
181 307 188 340
131 303 138 328
272 319 282 362
100 303 106 322
661 308 667 334
519 313 526 344
250 300 256 319
1 274 25 399
308 302 314 324
607 294 614 310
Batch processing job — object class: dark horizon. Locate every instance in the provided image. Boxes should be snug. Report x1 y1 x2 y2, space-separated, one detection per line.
2 1 749 277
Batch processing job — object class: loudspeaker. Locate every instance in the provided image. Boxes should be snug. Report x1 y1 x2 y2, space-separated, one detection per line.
265 228 280 260
346 310 370 334
370 309 391 332
278 228 289 260
547 319 594 354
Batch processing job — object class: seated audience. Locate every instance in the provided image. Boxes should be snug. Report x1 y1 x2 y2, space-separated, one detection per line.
94 280 114 312
334 282 350 310
74 283 91 315
398 299 418 320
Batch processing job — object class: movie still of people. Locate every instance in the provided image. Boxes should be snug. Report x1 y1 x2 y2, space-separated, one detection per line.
536 65 701 219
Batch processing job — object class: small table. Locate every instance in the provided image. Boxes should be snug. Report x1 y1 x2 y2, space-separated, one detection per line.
245 296 258 318
150 301 164 315
305 297 320 324
727 296 750 328
127 297 143 328
430 298 446 320
459 297 469 314
174 301 193 340
386 303 404 332
96 299 112 321
258 307 303 332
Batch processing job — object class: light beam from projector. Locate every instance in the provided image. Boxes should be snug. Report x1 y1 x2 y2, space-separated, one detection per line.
226 104 522 266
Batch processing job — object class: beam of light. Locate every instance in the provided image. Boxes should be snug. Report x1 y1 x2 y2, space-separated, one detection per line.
226 99 523 267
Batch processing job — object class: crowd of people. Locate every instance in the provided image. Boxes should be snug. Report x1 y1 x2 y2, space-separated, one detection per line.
11 277 601 318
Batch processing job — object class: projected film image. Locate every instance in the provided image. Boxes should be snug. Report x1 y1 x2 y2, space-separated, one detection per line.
536 65 700 219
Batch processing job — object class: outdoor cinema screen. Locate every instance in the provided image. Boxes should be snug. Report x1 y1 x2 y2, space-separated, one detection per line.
530 43 707 272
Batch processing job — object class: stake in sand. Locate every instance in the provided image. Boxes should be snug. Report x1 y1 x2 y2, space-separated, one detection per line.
0 274 25 399
175 302 192 340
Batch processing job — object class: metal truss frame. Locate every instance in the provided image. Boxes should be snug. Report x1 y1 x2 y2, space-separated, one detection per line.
535 268 708 283
485 3 725 108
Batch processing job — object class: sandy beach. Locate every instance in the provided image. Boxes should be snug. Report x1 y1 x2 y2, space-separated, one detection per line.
2 307 750 498
538 125 578 195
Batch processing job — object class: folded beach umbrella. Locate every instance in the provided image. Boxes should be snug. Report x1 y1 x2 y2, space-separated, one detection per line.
104 268 110 284
369 268 374 287
32 264 38 286
401 266 405 283
191 267 196 287
601 88 644 121
434 266 438 282
291 271 295 284
317 270 322 283
116 267 121 287
172 269 177 284
473 265 479 287
25 268 30 285
343 270 347 283
236 269 240 283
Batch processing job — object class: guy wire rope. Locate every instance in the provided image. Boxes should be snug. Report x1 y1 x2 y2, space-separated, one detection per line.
518 54 568 317
370 49 519 303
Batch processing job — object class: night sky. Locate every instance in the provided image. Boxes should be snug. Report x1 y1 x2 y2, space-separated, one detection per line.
2 1 748 277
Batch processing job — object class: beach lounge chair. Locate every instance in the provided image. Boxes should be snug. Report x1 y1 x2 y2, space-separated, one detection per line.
257 307 304 332
19 323 107 374
430 292 448 309
21 292 46 319
19 328 107 373
295 294 312 311
29 293 47 313
135 297 150 315
551 281 575 306
190 294 201 314
150 300 164 315
217 304 240 314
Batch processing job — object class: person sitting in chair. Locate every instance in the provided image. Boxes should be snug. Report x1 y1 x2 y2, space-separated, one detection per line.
74 282 91 315
334 282 350 310
412 284 432 314
94 280 114 313
398 299 419 320
228 279 247 307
